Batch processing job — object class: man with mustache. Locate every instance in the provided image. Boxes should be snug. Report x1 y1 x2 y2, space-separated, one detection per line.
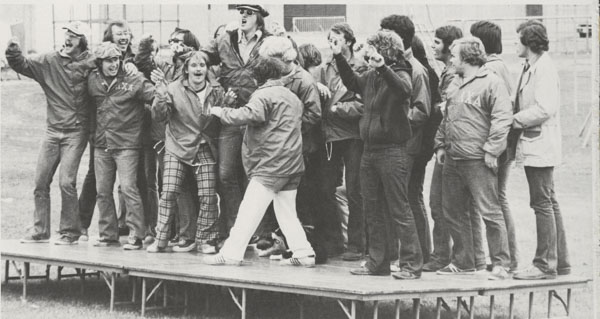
6 21 95 245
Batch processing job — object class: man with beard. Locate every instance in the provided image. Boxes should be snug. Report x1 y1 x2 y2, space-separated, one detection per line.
201 4 272 245
87 42 155 249
6 21 95 245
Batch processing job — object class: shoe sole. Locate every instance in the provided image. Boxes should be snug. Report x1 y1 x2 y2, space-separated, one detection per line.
53 241 78 245
123 246 142 250
392 274 421 280
514 274 557 280
436 270 476 275
173 247 196 252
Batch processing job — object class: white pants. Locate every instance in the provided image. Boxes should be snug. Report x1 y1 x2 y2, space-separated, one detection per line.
220 179 315 261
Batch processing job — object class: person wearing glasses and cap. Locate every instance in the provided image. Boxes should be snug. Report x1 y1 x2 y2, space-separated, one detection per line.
201 4 272 245
87 42 155 249
5 21 97 245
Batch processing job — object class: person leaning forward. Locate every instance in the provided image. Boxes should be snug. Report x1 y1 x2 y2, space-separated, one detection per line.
6 21 96 245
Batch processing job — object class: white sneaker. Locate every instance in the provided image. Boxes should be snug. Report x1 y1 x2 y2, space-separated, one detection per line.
146 242 166 253
198 243 217 254
280 255 315 268
203 254 241 266
80 229 89 242
173 240 197 252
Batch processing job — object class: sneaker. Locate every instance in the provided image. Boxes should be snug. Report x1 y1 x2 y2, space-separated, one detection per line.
488 265 510 280
279 255 315 268
513 266 556 280
197 243 217 254
79 229 89 242
557 268 571 276
423 261 448 272
203 254 241 266
93 238 120 247
143 235 155 245
341 251 363 261
53 234 78 245
168 237 183 247
392 270 421 280
173 240 197 252
123 237 143 250
390 263 401 273
20 234 50 243
146 242 166 253
436 263 476 275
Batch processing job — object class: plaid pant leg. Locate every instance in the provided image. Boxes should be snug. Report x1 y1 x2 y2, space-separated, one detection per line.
194 145 219 242
156 153 187 244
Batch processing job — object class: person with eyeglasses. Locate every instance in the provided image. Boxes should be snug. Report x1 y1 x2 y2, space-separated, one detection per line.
201 4 272 247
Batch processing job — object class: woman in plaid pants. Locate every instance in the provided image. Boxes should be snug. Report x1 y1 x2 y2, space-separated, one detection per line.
147 51 226 253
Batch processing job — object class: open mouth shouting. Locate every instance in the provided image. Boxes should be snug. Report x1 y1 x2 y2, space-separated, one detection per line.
116 38 129 51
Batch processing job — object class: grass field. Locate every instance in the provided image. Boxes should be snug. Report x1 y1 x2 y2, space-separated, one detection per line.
1 52 598 318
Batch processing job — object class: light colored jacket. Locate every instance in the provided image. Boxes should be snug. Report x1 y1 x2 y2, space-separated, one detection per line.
434 67 512 160
513 53 561 167
219 80 304 178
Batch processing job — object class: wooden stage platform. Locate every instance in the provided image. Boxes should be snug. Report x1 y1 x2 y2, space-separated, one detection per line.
0 239 591 319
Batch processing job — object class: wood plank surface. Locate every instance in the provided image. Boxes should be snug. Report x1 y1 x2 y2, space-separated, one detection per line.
0 240 591 301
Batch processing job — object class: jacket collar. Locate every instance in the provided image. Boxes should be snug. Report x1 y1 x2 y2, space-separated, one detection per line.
59 49 90 63
237 29 263 43
182 78 214 103
259 78 284 90
458 66 490 88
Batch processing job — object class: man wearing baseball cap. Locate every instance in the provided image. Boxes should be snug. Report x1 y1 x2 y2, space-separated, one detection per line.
87 42 155 249
5 21 96 245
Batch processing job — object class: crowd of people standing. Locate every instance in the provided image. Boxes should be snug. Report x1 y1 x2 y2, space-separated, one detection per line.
6 4 569 281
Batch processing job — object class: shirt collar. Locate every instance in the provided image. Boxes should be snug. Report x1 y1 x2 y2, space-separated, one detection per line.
238 29 262 43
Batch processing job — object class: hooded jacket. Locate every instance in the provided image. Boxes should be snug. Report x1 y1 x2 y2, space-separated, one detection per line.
334 53 413 150
219 80 304 178
88 70 155 149
6 43 95 130
152 79 224 165
202 29 271 109
434 67 513 160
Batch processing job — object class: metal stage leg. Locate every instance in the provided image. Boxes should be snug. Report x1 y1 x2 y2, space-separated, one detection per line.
567 288 572 317
228 287 247 319
548 290 553 318
163 282 168 307
57 266 63 281
99 271 117 312
508 293 514 319
550 289 572 317
142 278 147 317
528 292 534 319
412 299 421 319
456 297 462 319
372 300 379 319
469 296 475 319
396 299 401 319
22 262 29 301
45 265 51 281
4 260 9 283
489 295 495 319
435 298 442 319
337 299 357 319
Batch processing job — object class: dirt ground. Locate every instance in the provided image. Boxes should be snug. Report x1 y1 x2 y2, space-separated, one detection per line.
1 52 598 318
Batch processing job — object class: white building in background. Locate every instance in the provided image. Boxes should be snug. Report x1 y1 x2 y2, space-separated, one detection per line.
0 3 592 54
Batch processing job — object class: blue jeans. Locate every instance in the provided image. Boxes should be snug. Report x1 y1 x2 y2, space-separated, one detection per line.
524 166 570 275
320 139 364 254
361 146 423 275
217 125 246 238
79 142 97 229
429 162 486 268
442 157 510 269
95 148 145 241
408 152 432 263
498 160 519 269
32 127 88 238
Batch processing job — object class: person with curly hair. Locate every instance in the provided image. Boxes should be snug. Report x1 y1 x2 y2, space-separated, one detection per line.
331 30 421 279
512 20 570 280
